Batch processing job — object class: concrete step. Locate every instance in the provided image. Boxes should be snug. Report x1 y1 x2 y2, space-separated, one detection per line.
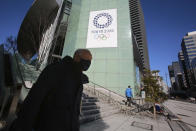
82 99 99 103
80 113 101 124
83 96 97 100
80 92 120 124
82 93 88 97
82 109 100 116
82 102 96 106
82 105 100 111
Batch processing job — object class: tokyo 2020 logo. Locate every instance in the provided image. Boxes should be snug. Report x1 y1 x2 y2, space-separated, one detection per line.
93 13 113 29
94 33 110 41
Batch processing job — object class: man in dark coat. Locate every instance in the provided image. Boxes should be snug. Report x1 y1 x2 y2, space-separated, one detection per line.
9 49 92 131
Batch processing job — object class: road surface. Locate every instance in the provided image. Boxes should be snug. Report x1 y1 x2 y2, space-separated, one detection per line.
164 100 196 131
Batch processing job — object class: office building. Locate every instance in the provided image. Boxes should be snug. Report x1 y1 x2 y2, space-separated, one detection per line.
191 58 196 81
178 51 189 90
168 62 184 91
62 0 149 96
17 0 150 97
168 65 175 91
129 0 150 70
181 31 196 89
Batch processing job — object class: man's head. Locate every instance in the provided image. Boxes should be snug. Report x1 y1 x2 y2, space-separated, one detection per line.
128 86 131 88
73 49 92 71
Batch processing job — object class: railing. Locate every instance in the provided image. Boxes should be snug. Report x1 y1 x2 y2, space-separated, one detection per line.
84 82 140 115
89 81 126 100
87 81 145 105
85 83 123 104
84 81 152 114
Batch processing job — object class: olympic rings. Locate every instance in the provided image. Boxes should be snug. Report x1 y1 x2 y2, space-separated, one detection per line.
94 34 110 41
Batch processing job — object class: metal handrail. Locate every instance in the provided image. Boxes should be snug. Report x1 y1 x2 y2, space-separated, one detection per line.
89 81 142 100
83 84 138 115
84 84 125 106
87 81 145 107
89 81 126 99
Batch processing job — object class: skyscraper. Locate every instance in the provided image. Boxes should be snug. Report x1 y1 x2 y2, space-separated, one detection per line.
62 0 150 96
129 0 150 70
178 51 189 89
168 62 184 92
17 0 150 97
181 31 196 88
168 65 176 91
173 61 184 91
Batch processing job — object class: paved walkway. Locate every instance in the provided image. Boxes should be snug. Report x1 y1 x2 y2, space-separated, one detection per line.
164 100 196 131
80 113 171 131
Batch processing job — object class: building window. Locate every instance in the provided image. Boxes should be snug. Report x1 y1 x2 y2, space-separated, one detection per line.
187 50 196 53
185 40 194 43
186 44 195 47
188 54 196 57
184 37 193 40
187 47 196 50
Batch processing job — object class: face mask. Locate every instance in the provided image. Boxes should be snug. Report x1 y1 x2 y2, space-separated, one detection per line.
80 59 91 71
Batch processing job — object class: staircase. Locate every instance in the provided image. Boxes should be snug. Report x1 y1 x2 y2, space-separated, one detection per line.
79 82 150 124
80 93 119 124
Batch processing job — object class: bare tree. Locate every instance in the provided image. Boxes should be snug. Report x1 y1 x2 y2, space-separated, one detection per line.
3 36 17 54
142 70 168 119
2 35 27 88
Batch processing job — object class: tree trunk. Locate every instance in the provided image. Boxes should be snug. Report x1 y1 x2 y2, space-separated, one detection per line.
153 103 156 119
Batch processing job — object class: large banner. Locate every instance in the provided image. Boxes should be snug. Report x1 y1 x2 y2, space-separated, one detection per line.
86 9 117 48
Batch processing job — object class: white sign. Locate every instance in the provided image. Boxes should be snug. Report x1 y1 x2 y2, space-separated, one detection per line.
86 9 117 48
141 91 146 99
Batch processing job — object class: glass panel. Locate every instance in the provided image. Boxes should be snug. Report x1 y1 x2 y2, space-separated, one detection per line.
62 0 136 96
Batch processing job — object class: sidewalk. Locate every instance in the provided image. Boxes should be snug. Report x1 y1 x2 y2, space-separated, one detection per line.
80 113 171 131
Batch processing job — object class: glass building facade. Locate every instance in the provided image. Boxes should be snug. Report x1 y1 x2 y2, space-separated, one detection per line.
16 0 148 97
62 0 144 97
181 31 196 89
178 51 189 89
129 0 150 70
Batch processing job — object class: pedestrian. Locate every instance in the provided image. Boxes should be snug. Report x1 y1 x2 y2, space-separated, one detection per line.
125 86 133 106
9 49 92 131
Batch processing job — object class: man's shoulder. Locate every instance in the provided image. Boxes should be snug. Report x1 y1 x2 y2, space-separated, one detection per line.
46 56 73 70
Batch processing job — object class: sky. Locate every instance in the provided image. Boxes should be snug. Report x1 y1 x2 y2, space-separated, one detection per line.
0 0 196 86
0 0 34 43
141 0 196 86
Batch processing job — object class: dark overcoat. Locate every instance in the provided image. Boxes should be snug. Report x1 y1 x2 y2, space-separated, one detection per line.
9 56 83 131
